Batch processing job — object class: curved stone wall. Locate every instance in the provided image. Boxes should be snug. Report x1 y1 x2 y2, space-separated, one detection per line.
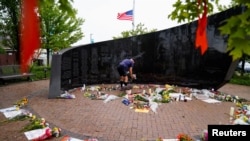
48 7 241 98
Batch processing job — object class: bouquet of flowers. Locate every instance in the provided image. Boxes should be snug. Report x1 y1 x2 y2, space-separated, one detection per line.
15 97 28 109
177 133 193 141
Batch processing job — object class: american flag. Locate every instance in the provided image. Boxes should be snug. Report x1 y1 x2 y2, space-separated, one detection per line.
117 10 133 21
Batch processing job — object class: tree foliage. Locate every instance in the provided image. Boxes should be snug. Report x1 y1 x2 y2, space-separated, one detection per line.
0 0 21 60
39 2 84 51
0 0 83 65
40 0 75 17
168 0 250 61
168 0 214 23
219 4 250 60
39 1 84 65
113 23 157 39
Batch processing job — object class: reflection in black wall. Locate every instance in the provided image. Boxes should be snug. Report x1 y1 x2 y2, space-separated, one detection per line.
49 7 241 98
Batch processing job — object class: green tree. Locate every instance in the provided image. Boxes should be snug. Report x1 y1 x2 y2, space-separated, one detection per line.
0 0 79 65
39 1 84 65
0 0 21 63
40 0 75 17
113 23 157 39
168 0 250 61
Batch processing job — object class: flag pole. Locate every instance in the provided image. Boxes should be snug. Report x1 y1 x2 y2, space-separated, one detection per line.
132 0 135 30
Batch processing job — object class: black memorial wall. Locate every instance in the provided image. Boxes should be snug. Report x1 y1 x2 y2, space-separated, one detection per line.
49 6 241 98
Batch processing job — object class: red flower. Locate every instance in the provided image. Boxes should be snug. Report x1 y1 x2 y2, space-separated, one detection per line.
177 133 193 141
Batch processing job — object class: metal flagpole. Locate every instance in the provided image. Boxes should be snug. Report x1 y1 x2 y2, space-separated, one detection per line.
132 0 135 30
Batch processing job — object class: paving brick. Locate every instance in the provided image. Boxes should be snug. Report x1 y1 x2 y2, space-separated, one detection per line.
1 80 250 141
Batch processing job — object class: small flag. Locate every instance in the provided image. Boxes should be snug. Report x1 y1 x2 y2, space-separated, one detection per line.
117 10 133 21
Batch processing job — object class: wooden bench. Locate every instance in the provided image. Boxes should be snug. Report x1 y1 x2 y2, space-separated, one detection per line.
0 65 34 84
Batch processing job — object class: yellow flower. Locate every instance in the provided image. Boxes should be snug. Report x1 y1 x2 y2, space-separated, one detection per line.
31 115 36 120
22 97 28 104
163 95 170 100
16 106 20 111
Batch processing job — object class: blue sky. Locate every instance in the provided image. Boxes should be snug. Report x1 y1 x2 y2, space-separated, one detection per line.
72 0 231 46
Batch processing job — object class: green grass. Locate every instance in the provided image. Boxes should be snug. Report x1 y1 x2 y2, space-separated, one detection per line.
29 65 51 81
229 71 250 86
0 65 51 85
